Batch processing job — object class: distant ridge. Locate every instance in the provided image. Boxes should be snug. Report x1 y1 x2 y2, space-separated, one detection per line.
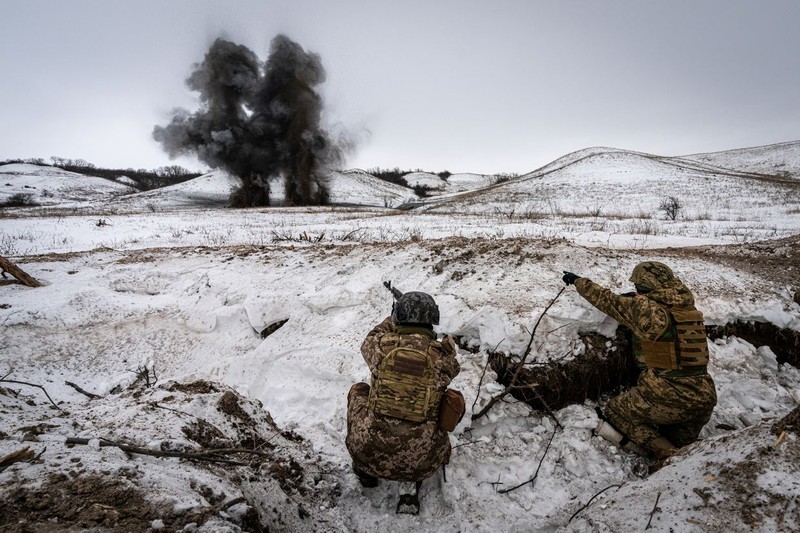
2 141 798 212
678 140 800 179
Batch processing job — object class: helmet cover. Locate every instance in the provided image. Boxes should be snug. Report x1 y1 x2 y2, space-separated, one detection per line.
629 261 675 292
392 291 440 325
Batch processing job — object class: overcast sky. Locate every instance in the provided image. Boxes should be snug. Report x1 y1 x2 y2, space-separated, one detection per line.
1 1 798 175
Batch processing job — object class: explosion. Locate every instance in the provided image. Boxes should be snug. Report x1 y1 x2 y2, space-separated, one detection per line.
153 35 342 206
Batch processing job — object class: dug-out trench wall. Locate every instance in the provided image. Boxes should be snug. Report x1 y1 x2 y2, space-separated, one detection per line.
488 321 800 414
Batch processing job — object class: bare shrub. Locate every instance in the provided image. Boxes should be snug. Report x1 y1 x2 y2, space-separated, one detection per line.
659 195 683 221
0 193 38 208
626 219 659 235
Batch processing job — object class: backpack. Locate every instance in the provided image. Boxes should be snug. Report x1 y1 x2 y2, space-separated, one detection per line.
367 333 441 423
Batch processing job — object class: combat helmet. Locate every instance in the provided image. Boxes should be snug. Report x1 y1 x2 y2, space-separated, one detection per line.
629 261 675 292
392 292 440 325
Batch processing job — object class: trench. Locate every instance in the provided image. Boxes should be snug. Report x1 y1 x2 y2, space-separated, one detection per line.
489 321 800 414
706 320 800 368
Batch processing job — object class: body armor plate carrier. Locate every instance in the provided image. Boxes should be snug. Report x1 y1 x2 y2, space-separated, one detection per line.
368 333 441 423
640 308 709 371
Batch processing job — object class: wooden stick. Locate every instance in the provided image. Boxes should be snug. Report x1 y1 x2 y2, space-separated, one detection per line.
0 447 35 470
65 381 101 399
498 425 558 494
0 378 64 411
567 484 624 523
645 491 662 529
64 437 272 465
0 256 41 287
472 287 565 423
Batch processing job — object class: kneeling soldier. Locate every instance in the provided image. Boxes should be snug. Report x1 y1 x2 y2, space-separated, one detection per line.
346 290 463 513
562 262 717 461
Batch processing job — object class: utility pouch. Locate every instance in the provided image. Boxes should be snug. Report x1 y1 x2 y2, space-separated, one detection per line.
438 388 465 432
641 340 678 370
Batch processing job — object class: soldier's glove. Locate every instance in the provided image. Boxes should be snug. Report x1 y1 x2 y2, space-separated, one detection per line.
562 271 581 285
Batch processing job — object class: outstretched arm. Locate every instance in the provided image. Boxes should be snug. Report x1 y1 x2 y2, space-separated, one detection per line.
574 278 669 341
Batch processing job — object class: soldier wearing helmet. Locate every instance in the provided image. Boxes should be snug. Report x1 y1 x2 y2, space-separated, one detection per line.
562 262 717 460
346 290 462 491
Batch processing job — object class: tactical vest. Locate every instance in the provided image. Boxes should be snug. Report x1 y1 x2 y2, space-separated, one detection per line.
634 307 709 377
367 332 442 423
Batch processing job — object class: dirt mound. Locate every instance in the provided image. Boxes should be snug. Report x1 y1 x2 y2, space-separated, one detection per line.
0 380 345 532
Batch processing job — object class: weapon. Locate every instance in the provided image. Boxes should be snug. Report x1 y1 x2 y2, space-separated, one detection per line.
383 281 404 301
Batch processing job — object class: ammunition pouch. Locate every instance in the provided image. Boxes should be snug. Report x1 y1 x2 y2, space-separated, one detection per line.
641 339 678 370
438 388 465 432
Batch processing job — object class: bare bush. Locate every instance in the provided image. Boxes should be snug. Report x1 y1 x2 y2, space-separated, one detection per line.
0 193 38 208
659 196 683 221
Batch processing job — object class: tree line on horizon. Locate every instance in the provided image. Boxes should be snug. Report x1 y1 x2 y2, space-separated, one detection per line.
0 156 201 191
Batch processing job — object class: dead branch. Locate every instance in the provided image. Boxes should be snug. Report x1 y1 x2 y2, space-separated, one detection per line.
33 447 47 461
452 440 485 450
63 437 274 466
219 496 246 511
568 484 624 523
65 380 100 399
0 256 42 287
471 339 503 414
645 491 662 529
0 447 36 471
472 287 565 423
0 377 64 411
498 425 558 494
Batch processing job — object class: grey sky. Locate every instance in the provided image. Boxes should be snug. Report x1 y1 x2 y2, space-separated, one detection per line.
1 0 798 174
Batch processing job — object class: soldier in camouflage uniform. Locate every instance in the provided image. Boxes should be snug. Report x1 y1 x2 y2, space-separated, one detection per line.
346 291 460 486
562 262 717 459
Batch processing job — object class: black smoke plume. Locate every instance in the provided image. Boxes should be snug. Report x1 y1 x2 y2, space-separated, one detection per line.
153 35 342 206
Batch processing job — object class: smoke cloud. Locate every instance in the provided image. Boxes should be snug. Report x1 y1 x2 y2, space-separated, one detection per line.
153 35 342 206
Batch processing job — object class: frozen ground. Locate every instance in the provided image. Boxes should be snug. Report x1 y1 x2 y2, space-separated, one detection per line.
1 143 799 531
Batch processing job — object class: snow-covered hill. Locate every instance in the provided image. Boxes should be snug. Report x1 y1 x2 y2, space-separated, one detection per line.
1 141 799 531
0 163 136 206
415 145 800 248
679 141 800 180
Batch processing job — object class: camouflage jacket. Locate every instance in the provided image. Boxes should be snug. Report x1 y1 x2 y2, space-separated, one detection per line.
574 277 710 374
346 316 460 481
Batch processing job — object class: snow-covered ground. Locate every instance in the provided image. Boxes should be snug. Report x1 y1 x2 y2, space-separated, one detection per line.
1 142 799 531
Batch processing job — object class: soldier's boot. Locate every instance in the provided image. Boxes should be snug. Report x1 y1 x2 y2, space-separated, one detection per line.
396 480 423 515
647 437 677 460
352 464 378 488
646 437 678 474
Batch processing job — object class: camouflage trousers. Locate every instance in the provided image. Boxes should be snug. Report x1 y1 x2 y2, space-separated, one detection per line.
346 382 450 482
605 368 717 448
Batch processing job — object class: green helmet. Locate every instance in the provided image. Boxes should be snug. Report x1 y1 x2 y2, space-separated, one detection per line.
629 261 675 292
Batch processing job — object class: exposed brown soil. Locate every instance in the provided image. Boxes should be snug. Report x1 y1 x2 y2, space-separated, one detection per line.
1 472 175 532
489 327 639 412
706 434 800 531
490 319 800 416
654 233 800 287
772 404 800 437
